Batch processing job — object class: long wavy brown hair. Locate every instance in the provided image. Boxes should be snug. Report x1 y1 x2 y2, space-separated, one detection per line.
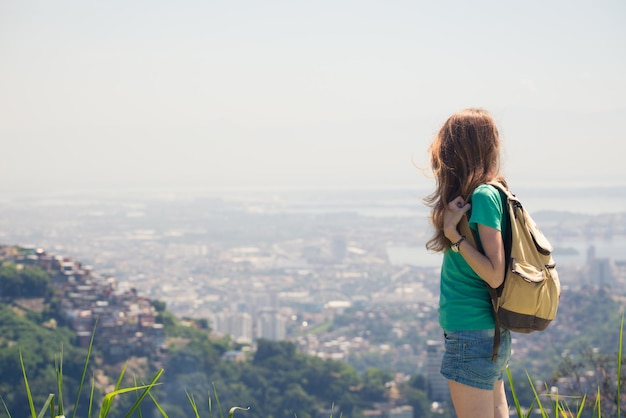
424 108 507 252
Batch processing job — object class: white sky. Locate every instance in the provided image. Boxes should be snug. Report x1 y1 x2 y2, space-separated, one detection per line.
1 0 625 196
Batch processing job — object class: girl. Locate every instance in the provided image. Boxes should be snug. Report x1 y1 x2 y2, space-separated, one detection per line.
425 108 511 418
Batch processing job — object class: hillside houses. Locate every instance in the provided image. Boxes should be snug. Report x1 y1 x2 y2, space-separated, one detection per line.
1 245 165 361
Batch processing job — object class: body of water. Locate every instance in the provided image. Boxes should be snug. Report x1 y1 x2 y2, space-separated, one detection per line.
273 186 626 218
387 237 626 269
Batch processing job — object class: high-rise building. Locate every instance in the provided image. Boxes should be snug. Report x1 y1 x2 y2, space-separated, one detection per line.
586 245 615 286
256 308 286 341
213 311 229 335
426 340 449 402
588 257 615 286
212 309 253 343
331 235 347 262
230 312 253 343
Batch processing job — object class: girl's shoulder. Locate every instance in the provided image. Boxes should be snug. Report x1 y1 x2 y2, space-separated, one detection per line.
472 183 500 199
471 183 505 211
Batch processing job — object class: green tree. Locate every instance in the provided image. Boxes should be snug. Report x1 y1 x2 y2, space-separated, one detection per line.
0 264 49 297
279 384 316 418
0 305 90 417
360 368 392 402
0 264 21 297
20 266 50 297
151 299 167 312
401 384 432 418
253 339 297 366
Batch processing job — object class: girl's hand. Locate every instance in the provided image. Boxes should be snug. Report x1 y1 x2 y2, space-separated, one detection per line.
443 196 471 242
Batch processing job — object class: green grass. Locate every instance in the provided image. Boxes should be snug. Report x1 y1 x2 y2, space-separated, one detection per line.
187 385 250 418
1 323 249 418
9 327 165 418
507 315 625 418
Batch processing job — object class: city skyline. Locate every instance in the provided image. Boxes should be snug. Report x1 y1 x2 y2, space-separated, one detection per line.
1 1 625 197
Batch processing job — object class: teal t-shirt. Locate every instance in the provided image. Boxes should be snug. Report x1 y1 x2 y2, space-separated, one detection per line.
438 184 507 331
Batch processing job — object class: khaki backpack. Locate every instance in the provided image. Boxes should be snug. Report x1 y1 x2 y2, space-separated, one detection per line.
460 182 561 360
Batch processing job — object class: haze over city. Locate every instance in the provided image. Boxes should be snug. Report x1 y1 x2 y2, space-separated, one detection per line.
1 1 625 198
2 4 626 417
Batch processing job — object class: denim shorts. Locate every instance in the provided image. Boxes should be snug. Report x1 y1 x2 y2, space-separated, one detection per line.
440 328 511 390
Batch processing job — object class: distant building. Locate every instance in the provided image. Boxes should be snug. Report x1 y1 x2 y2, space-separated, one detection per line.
388 405 413 418
256 308 286 340
361 410 383 417
213 312 229 336
212 310 252 342
426 340 449 402
230 312 253 343
222 350 247 362
589 257 615 286
586 245 616 286
361 404 413 418
331 235 347 262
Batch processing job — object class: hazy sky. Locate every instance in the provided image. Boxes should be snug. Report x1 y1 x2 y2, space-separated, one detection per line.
1 1 625 197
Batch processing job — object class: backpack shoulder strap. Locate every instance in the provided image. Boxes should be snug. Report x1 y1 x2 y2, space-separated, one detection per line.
458 214 477 249
486 180 508 193
460 181 510 248
458 214 502 361
487 181 517 205
460 183 509 361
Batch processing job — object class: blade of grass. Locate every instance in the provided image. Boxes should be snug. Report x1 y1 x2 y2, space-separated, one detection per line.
575 394 587 418
35 394 55 418
123 369 164 418
551 385 559 418
133 376 143 418
115 361 129 391
1 395 14 418
100 359 129 416
99 361 128 418
186 391 201 418
228 406 250 418
20 351 37 418
595 386 601 418
548 383 572 418
506 368 525 418
526 371 547 418
212 383 224 418
71 322 97 418
56 345 64 417
147 390 169 418
88 376 95 418
99 382 162 418
618 315 624 418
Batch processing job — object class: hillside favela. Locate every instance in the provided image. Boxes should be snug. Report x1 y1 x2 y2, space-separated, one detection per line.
1 187 625 417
